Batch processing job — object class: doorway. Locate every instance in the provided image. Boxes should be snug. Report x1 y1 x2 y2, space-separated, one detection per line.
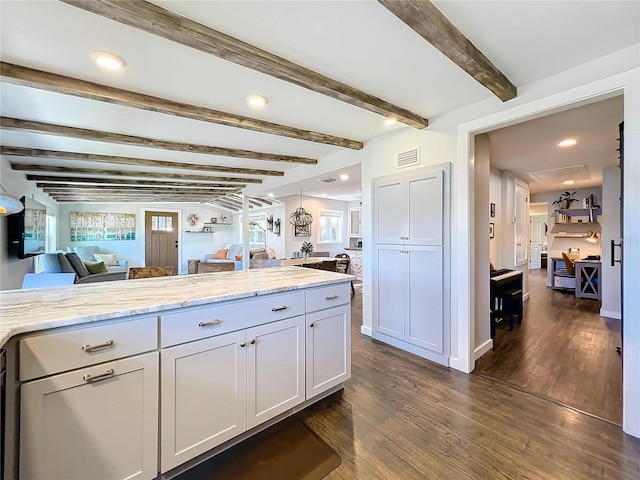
144 211 179 273
471 94 624 425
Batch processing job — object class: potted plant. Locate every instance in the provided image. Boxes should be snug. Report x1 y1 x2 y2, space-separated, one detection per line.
552 191 578 210
300 241 314 260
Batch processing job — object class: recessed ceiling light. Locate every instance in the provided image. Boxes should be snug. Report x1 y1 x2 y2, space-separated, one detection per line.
558 138 577 147
563 180 575 185
90 51 125 71
267 192 275 198
384 117 397 126
247 95 267 108
339 174 349 181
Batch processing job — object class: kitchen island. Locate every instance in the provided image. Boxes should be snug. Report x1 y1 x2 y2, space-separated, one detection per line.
0 267 353 480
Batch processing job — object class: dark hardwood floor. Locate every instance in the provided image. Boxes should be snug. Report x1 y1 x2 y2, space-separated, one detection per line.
297 281 639 479
475 268 622 425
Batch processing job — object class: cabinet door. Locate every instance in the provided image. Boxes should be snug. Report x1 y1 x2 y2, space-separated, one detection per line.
349 207 362 237
406 246 444 353
373 177 405 244
160 331 246 473
246 316 305 430
306 305 351 398
373 245 405 339
20 353 158 480
405 170 443 246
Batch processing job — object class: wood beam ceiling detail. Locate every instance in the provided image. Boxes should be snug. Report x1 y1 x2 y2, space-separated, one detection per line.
1 146 284 177
61 0 429 128
11 163 260 184
27 175 238 189
0 62 362 150
378 0 517 102
0 117 317 165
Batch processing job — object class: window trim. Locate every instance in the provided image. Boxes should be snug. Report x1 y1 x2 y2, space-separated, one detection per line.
317 209 343 244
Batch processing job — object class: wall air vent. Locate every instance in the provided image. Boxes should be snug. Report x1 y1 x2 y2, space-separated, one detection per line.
397 147 420 169
318 177 337 183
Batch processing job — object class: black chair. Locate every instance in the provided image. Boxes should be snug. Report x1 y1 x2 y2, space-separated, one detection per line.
335 254 355 295
320 259 338 272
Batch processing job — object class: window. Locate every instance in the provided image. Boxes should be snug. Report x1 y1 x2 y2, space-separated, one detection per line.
318 210 343 243
151 215 173 232
240 214 267 247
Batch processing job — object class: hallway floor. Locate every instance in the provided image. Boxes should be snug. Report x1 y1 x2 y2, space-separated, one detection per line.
475 268 622 424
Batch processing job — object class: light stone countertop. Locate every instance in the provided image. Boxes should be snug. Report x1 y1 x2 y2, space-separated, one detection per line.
0 267 354 348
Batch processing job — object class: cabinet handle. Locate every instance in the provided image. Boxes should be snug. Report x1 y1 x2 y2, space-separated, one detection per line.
309 322 315 328
325 295 338 300
82 340 114 353
271 306 288 312
250 338 256 345
198 319 222 327
83 368 114 383
240 342 247 348
611 240 622 266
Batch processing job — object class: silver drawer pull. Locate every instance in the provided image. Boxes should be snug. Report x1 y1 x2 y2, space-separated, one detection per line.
83 368 114 383
271 306 288 312
325 295 338 300
82 340 114 353
198 319 222 327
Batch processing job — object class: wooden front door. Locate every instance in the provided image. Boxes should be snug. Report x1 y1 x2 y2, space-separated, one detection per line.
145 211 178 273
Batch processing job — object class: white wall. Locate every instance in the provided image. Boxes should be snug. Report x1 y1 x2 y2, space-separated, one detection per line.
282 195 350 258
489 167 502 267
601 165 622 319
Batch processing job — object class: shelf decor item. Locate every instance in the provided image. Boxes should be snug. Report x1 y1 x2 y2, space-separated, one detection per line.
552 191 578 210
274 218 281 236
187 213 199 227
289 189 313 228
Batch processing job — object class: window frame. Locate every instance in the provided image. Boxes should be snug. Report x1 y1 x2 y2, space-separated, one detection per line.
317 209 343 244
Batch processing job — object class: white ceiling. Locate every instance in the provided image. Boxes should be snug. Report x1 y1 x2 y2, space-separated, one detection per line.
1 1 638 203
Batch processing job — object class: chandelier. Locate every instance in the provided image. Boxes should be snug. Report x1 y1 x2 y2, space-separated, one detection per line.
289 189 313 227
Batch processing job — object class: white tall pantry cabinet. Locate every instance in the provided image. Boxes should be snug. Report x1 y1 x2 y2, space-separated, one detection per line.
372 164 450 366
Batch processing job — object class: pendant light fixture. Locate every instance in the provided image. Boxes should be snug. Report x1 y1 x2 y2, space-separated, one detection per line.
289 189 313 227
0 184 24 216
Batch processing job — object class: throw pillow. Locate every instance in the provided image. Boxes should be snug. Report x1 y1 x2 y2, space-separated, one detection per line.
84 261 109 274
57 253 77 273
65 252 90 277
94 253 118 266
73 246 101 262
214 249 229 259
235 255 243 261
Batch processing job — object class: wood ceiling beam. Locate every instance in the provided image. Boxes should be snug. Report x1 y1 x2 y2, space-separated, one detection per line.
378 0 517 102
37 183 230 193
1 146 284 177
0 62 362 150
61 0 428 129
27 175 238 189
42 187 229 195
12 163 260 183
53 197 219 202
0 117 317 165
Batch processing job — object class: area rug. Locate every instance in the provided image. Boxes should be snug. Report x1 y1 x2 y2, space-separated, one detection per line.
175 419 341 480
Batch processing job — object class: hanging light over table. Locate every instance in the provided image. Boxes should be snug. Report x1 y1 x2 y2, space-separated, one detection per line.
289 189 313 227
0 184 24 216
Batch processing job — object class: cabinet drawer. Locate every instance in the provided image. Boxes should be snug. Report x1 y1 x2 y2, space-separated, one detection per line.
19 316 158 381
161 291 305 347
306 283 351 312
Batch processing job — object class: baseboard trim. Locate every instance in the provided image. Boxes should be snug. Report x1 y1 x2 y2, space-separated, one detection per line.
360 325 372 336
371 331 449 367
600 309 622 320
474 339 493 361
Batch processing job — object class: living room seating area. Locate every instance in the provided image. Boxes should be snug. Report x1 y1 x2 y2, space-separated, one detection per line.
39 246 128 284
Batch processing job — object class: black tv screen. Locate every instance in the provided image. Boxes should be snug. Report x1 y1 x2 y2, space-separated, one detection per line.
7 196 47 259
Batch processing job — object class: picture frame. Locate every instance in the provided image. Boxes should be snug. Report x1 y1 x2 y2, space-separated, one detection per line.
490 203 496 217
294 224 311 237
203 226 212 233
489 223 495 239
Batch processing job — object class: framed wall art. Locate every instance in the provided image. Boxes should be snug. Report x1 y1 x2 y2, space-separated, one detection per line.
70 212 136 241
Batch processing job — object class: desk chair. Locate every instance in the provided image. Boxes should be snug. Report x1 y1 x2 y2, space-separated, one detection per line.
128 266 174 279
22 273 76 289
302 262 320 269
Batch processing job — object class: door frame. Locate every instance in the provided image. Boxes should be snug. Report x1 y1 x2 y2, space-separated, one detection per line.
140 208 183 274
455 71 638 437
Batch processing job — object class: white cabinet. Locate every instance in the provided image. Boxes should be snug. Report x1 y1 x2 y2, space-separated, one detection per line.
160 316 305 472
373 170 443 246
306 304 351 398
345 250 362 280
20 352 159 480
372 164 449 365
373 245 443 354
348 207 362 237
